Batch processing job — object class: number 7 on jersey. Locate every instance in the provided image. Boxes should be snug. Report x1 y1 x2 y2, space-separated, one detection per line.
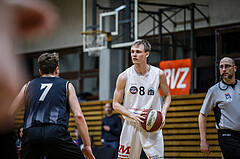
39 83 53 101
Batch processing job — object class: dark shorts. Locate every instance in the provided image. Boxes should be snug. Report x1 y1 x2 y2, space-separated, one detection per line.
22 124 85 159
218 129 240 159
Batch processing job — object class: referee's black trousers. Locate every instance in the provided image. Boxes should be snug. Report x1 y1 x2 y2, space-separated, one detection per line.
218 129 240 159
22 124 85 159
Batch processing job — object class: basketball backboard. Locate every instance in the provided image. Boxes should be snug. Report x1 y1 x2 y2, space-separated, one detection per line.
82 0 138 53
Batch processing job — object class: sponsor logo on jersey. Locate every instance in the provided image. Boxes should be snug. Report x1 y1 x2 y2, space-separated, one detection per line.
118 145 131 155
148 87 154 95
130 86 138 94
225 93 232 102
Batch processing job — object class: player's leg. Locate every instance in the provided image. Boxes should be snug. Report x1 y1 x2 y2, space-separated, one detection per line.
43 125 85 159
21 126 45 159
118 120 142 159
141 129 164 159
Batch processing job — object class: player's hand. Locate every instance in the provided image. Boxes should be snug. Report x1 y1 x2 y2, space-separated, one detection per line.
200 140 210 154
82 145 95 159
132 110 147 124
103 125 110 132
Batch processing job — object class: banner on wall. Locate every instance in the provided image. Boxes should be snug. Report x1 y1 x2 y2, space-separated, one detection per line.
159 59 191 96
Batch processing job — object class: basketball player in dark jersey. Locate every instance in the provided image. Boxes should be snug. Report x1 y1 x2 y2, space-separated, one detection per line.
10 53 95 159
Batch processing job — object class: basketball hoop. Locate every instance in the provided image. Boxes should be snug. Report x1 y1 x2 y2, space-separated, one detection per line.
81 30 112 57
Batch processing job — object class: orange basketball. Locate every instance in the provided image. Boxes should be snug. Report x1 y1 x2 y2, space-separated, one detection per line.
141 109 162 132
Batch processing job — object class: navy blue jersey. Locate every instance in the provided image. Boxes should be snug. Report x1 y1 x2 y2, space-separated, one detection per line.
24 77 70 130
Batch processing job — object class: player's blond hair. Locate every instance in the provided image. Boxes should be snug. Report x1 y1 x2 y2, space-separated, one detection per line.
131 39 151 52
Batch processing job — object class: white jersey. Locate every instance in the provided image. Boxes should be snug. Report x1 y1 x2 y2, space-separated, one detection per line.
119 65 164 159
123 65 162 120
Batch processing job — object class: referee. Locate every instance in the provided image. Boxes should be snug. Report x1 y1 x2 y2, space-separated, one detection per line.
199 57 240 159
10 53 95 159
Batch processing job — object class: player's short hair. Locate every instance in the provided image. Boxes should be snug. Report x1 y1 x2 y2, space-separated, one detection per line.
38 53 59 75
131 39 151 52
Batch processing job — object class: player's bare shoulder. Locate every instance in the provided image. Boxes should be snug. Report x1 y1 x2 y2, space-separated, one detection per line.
159 68 167 79
113 71 127 101
118 71 127 83
115 71 127 90
159 68 165 76
159 68 168 87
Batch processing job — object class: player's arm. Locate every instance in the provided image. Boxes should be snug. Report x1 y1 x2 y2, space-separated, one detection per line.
199 113 210 154
9 84 27 122
68 83 95 159
113 72 145 123
159 70 171 128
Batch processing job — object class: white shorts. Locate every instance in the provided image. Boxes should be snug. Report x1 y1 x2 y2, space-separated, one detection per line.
118 120 164 159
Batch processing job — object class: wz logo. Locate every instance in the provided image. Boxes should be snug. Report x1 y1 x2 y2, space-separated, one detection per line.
164 67 189 89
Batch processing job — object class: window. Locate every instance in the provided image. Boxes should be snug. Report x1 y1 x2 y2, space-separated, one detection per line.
196 35 215 57
221 31 240 55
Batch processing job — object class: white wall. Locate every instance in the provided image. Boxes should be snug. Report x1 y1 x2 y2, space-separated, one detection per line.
22 0 84 53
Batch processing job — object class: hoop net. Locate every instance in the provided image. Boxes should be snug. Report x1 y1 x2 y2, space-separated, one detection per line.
82 31 111 57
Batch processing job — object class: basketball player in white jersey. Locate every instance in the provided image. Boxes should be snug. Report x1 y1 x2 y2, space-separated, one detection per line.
113 39 171 159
